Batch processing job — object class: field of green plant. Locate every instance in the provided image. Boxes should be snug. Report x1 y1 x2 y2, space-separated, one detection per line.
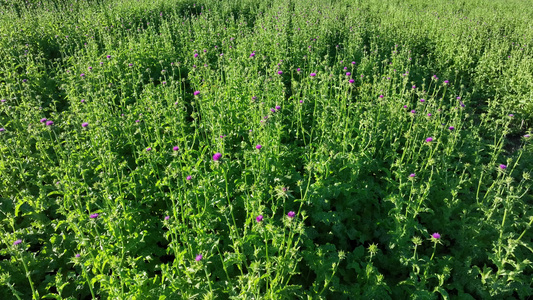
0 0 532 298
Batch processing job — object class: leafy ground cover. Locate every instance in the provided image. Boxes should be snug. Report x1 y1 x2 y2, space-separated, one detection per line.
0 0 532 298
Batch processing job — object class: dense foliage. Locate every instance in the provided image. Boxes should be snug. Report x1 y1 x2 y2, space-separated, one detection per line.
0 0 532 298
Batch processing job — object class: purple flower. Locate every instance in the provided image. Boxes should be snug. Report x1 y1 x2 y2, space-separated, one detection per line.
82 122 88 128
186 175 192 181
256 144 262 150
256 215 263 222
194 91 200 96
128 63 133 67
194 53 198 58
449 126 455 130
75 254 81 258
524 134 530 138
107 55 111 59
379 95 384 98
444 80 449 84
164 216 170 220
275 105 281 110
411 110 416 114
420 99 425 102
403 105 408 108
352 61 356 65
297 68 301 72
409 173 416 178
271 108 276 113
346 72 351 76
81 99 85 103
80 73 85 77
250 53 255 57
427 113 432 117
88 67 92 71
431 232 441 239
40 118 47 123
412 85 416 89
508 114 514 117
90 213 99 219
46 120 54 126
213 152 222 161
310 72 316 77
173 146 179 151
146 147 152 151
299 100 303 103
287 211 296 218
135 120 140 123
13 239 22 246
425 137 433 143
195 254 203 261
349 79 355 83
277 71 283 75
499 164 507 170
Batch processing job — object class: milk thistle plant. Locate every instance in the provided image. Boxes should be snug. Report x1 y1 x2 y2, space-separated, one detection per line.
0 0 532 298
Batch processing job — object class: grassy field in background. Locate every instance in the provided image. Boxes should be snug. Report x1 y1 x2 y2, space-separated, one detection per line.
0 0 532 298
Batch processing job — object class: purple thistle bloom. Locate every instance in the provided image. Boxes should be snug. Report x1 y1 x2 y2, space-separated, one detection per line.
297 68 301 72
213 152 222 161
412 85 416 89
46 120 54 126
287 211 296 218
13 239 22 246
427 113 432 117
128 63 133 67
275 105 281 110
449 126 455 130
524 134 530 138
403 105 408 108
250 53 255 57
195 254 203 261
173 146 179 151
411 110 416 114
299 100 303 103
256 144 262 150
135 120 140 123
420 99 425 102
82 122 88 128
349 79 355 83
310 72 316 77
425 137 433 143
90 213 99 219
22 79 27 83
88 67 92 71
271 108 276 113
186 175 192 181
194 53 198 58
277 71 283 75
431 232 441 239
409 173 416 178
346 72 351 76
256 215 263 222
379 95 384 98
508 114 514 117
164 216 170 220
40 118 47 123
80 73 85 77
146 147 152 151
444 80 449 84
499 164 507 169
75 254 81 258
81 99 85 103
194 90 200 96
460 102 465 107
107 55 111 59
